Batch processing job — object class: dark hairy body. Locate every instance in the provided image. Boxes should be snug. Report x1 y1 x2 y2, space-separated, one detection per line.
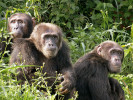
109 77 125 100
10 23 75 99
0 13 35 58
74 41 125 100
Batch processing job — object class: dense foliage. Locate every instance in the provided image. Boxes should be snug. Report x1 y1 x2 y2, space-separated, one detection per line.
0 0 133 99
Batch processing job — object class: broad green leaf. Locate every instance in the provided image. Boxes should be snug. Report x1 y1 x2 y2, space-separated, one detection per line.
67 22 71 29
124 49 130 57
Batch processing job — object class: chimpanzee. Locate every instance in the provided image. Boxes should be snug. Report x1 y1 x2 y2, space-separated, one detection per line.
8 13 35 38
10 23 75 99
74 40 125 100
0 13 35 58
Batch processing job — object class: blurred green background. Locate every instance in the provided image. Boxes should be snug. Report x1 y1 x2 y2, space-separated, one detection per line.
0 0 133 99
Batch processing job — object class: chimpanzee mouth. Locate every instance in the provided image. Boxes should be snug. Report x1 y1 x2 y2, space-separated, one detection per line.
114 66 121 72
47 48 56 52
45 49 57 57
9 31 23 38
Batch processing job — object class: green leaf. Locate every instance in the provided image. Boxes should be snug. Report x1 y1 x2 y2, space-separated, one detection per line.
105 3 114 8
81 42 85 53
124 49 130 57
128 5 133 10
0 65 37 73
124 12 131 18
66 22 71 29
131 24 133 38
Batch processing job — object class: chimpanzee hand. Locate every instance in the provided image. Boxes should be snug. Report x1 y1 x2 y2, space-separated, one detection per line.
58 72 75 95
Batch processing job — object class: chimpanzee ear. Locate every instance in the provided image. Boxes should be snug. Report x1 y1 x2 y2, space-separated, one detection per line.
97 45 102 55
32 17 36 28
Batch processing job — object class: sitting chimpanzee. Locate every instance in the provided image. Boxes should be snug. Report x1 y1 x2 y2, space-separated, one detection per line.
74 41 125 100
0 13 35 58
10 23 75 99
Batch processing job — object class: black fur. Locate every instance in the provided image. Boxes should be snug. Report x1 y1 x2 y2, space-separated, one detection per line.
74 41 125 100
0 13 34 58
74 53 111 100
109 77 125 100
10 23 75 99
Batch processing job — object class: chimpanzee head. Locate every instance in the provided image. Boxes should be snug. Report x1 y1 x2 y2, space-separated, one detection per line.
96 41 124 73
8 13 35 38
30 23 62 59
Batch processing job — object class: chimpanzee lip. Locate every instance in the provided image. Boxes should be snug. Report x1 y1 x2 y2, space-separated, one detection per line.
47 48 56 51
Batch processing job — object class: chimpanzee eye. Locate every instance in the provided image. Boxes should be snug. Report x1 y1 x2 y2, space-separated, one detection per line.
53 36 57 39
18 20 23 24
118 51 122 55
44 35 48 39
11 20 15 23
111 50 115 54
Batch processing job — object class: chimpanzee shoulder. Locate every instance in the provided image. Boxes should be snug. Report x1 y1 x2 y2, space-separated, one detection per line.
10 38 41 65
74 52 108 70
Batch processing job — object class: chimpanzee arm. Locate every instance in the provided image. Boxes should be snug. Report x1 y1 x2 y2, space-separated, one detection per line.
88 62 111 100
57 41 76 94
10 39 39 84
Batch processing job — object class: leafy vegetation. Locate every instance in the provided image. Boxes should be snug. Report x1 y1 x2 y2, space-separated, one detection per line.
0 0 133 100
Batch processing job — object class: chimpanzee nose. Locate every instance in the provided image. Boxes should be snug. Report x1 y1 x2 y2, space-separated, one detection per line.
115 58 120 62
14 22 19 30
14 27 18 30
48 44 53 46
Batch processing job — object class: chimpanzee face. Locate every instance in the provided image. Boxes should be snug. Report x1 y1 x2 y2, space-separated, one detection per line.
30 23 62 59
8 13 34 38
41 31 59 59
108 47 123 72
8 15 28 38
97 41 124 73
